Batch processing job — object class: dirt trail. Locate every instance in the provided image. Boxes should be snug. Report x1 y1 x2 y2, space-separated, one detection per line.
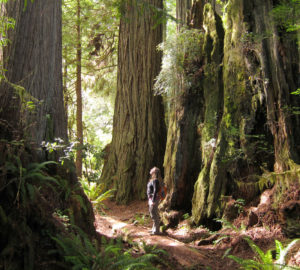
94 199 300 270
94 200 227 269
96 214 208 267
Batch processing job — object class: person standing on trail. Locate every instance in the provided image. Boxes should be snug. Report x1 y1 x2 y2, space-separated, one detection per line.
147 166 162 235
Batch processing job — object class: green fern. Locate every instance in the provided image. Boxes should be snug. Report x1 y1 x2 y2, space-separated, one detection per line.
56 177 73 200
133 214 151 226
4 159 59 206
215 218 241 232
52 225 161 270
275 239 300 269
154 27 204 96
227 238 300 270
80 178 115 210
138 241 167 256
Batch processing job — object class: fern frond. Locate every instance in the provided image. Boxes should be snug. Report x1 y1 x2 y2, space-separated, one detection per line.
93 188 115 204
227 255 261 269
227 238 300 270
275 240 284 260
264 249 273 264
26 183 36 202
276 239 300 267
244 237 266 262
27 161 57 172
5 161 19 175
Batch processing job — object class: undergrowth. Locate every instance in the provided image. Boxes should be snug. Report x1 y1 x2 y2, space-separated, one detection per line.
0 138 167 270
80 177 115 212
227 237 300 270
0 138 94 269
52 225 165 270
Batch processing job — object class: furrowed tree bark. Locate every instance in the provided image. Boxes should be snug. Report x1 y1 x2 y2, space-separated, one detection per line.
161 0 205 213
100 0 166 204
192 0 300 226
0 0 96 256
248 0 300 172
0 0 67 146
176 0 192 27
63 47 69 127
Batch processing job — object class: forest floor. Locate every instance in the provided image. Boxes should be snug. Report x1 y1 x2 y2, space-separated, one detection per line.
94 199 300 270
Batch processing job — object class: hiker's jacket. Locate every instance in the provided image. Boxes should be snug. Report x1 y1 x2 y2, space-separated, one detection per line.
147 178 160 202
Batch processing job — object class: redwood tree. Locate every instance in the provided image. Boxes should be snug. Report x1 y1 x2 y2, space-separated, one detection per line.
75 0 83 177
160 0 300 228
0 0 67 147
0 1 96 267
192 0 300 225
100 0 167 203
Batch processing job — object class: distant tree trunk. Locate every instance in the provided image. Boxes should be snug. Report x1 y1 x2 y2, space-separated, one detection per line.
176 0 192 27
75 0 83 177
100 0 166 204
63 47 69 126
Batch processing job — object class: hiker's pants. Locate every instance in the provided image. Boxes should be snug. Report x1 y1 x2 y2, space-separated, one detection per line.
149 199 160 234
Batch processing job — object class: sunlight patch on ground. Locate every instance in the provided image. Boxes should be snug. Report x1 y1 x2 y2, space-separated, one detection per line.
174 226 189 236
112 222 127 231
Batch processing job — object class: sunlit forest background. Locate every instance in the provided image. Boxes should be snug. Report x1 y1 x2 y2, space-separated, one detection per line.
61 0 176 181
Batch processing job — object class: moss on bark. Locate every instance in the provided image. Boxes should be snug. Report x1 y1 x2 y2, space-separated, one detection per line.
191 3 225 224
192 0 300 225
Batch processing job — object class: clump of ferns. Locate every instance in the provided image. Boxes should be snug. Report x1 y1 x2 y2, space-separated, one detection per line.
3 154 59 209
0 141 61 269
80 177 115 212
226 237 300 270
52 225 165 270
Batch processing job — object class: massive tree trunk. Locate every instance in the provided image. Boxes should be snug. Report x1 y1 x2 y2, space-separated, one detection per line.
176 0 192 27
0 0 67 147
100 0 166 203
160 0 299 227
0 1 96 267
248 0 300 172
192 0 300 225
